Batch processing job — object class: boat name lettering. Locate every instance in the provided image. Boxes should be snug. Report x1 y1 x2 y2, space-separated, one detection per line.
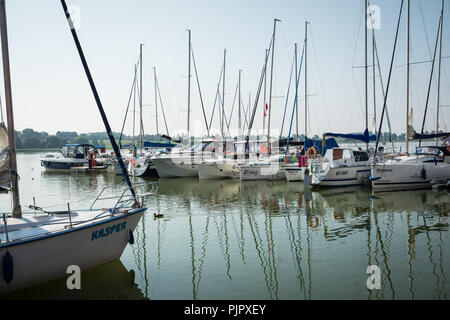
91 221 127 241
336 171 349 176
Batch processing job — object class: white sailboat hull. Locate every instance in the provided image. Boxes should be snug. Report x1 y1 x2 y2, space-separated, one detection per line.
152 156 199 177
311 165 371 187
198 161 241 180
240 163 285 181
0 208 145 294
371 161 450 191
283 164 304 182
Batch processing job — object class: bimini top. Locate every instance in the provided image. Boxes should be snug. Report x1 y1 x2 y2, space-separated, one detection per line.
303 137 339 156
325 129 376 144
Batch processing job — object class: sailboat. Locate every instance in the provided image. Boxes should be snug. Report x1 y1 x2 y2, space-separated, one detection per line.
0 0 149 293
151 30 219 178
308 2 375 188
370 0 450 191
239 19 288 181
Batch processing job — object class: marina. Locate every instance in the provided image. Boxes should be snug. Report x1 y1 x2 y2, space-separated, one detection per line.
0 0 449 303
0 152 449 299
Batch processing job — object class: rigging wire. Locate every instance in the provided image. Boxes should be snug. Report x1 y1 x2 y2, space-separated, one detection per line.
190 44 210 136
279 53 295 139
309 24 331 133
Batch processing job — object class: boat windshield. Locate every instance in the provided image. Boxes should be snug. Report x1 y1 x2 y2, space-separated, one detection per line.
416 147 442 156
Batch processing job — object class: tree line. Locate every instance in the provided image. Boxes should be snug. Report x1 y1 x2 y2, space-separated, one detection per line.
14 129 136 149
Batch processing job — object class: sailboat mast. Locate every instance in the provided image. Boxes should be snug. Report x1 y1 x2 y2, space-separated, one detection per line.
222 49 226 138
187 29 191 143
238 69 242 137
154 66 159 136
0 0 21 218
305 21 308 138
295 43 299 141
406 0 410 153
365 0 369 151
436 0 444 146
139 43 143 154
263 49 268 132
268 18 280 148
133 63 137 148
372 22 377 135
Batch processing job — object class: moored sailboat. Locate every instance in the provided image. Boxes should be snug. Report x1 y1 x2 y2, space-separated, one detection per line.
0 0 149 293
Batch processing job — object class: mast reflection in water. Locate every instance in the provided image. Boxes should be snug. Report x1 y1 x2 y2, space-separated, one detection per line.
0 152 448 299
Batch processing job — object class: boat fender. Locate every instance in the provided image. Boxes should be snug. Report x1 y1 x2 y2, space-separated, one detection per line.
128 229 135 245
421 167 427 180
3 251 13 284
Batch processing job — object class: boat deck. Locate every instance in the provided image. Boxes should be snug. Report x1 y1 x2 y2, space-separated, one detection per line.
0 208 127 246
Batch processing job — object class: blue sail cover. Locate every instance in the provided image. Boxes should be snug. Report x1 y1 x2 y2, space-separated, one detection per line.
303 138 339 155
325 129 376 144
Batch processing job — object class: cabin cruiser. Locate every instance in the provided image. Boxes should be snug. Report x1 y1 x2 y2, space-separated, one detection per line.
40 144 110 172
370 145 450 191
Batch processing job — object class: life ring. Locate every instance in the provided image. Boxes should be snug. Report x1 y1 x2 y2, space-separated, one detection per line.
306 147 317 159
307 216 319 228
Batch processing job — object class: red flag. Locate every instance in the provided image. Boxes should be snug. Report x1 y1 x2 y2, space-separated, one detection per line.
264 103 268 117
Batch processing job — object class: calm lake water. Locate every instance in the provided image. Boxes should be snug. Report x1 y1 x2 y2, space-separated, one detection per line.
1 151 449 300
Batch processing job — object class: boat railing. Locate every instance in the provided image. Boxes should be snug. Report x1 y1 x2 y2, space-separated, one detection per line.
90 181 158 211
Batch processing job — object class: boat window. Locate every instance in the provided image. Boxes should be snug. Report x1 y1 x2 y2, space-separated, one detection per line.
333 148 343 160
353 151 369 162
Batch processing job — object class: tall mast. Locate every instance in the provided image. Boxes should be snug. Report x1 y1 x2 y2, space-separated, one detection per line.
295 43 299 141
372 21 377 135
222 49 226 138
187 29 191 143
436 0 444 145
133 63 137 147
406 0 410 153
0 0 21 218
139 43 143 154
365 0 369 150
267 18 280 146
263 49 268 132
154 66 159 136
238 69 242 136
305 21 309 138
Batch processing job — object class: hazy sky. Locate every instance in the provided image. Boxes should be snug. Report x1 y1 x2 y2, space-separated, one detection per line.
2 0 449 139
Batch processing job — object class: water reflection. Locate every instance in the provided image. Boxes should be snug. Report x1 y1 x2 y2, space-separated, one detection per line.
134 177 450 300
1 260 144 300
5 153 450 300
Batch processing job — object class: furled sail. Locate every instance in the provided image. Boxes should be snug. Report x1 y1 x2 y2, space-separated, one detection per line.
325 129 376 144
407 108 415 140
0 122 11 189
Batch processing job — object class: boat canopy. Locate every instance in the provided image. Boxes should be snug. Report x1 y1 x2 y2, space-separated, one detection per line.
325 129 376 144
303 137 339 156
